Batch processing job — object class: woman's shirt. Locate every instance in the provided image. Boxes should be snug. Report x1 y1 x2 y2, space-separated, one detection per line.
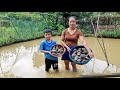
61 28 83 47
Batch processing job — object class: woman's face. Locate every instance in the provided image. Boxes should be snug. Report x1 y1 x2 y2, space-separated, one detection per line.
69 17 76 28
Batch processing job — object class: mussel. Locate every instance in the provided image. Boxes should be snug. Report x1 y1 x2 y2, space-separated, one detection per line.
81 48 88 54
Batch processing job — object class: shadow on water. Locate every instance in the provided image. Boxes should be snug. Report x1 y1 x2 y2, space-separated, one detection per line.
0 36 120 78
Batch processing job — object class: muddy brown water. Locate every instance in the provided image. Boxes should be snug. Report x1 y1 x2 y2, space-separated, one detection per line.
0 36 120 78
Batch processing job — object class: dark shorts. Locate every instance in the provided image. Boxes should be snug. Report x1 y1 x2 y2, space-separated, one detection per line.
61 46 75 62
45 58 58 72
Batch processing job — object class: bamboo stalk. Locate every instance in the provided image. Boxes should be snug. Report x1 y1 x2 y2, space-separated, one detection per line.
102 65 110 73
96 12 109 66
91 18 97 37
91 12 110 66
91 17 108 60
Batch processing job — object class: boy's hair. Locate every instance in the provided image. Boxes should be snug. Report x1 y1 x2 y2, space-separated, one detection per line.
44 29 52 34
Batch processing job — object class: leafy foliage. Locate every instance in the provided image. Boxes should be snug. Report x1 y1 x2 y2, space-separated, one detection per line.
1 12 120 46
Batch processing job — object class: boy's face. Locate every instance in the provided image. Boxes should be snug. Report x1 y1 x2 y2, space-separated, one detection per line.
44 32 52 40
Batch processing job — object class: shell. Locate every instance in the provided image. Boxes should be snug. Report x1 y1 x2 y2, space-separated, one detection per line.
61 50 64 53
51 53 56 55
81 54 86 57
81 56 85 61
57 46 59 50
82 48 88 53
72 53 76 57
85 56 89 60
77 52 81 55
58 48 62 52
74 50 78 54
76 59 82 62
77 55 81 59
74 56 78 60
60 47 63 50
51 50 57 52
77 48 82 52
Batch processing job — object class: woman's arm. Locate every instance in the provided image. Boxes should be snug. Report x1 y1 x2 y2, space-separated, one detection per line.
79 35 94 58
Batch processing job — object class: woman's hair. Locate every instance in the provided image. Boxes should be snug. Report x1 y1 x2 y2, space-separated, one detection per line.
68 16 76 21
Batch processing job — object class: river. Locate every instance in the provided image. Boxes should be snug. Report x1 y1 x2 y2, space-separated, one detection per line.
0 36 120 78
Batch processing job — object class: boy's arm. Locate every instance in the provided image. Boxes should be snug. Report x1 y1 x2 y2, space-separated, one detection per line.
39 41 50 54
40 50 50 54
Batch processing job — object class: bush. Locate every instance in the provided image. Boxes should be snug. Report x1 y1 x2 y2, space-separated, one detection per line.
0 27 16 46
0 12 65 46
97 28 120 38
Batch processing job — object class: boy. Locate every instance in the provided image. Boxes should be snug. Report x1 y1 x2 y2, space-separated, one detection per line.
39 29 59 72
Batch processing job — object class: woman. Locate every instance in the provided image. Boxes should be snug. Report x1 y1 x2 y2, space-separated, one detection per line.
61 16 94 72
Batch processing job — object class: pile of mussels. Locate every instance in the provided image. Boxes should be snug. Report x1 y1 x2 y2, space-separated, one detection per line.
71 47 90 62
50 44 65 57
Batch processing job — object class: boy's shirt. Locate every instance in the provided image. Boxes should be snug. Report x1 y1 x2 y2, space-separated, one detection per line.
39 39 58 61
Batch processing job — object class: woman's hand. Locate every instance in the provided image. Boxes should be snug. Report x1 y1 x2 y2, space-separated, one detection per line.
88 52 94 58
66 46 71 52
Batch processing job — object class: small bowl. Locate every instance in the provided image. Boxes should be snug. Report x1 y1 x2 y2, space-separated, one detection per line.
50 44 66 57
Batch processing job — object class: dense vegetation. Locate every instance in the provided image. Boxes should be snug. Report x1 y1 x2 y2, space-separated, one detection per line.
0 12 120 47
0 12 64 46
97 28 120 38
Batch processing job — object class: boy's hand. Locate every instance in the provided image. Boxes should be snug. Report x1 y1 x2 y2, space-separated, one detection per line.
40 50 51 54
48 51 51 54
